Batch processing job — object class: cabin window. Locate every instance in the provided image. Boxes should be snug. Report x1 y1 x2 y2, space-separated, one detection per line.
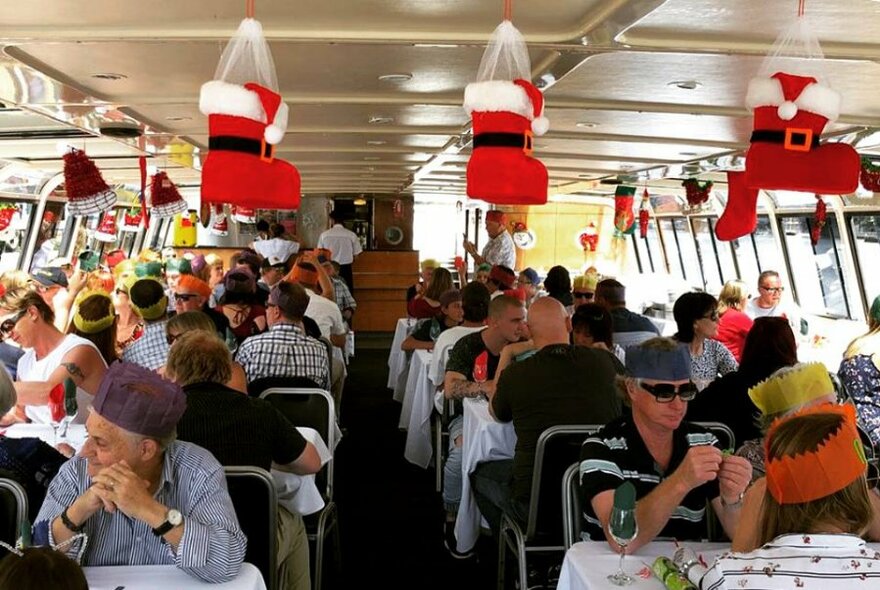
0 200 35 273
658 219 683 280
673 218 701 288
644 219 665 274
848 213 880 317
691 217 725 294
752 216 784 278
779 214 851 318
631 231 653 273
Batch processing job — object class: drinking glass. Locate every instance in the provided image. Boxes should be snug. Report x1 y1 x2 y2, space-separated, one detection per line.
607 506 638 585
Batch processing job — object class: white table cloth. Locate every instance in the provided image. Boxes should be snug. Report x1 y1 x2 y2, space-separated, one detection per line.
557 541 727 590
402 350 437 468
3 423 88 452
388 318 414 390
85 562 266 590
272 427 333 516
454 397 516 553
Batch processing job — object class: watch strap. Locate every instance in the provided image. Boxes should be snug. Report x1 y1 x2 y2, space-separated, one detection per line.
61 507 84 533
152 520 174 536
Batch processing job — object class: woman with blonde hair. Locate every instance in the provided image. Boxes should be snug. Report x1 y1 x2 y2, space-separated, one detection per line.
163 311 247 393
702 405 878 588
715 279 753 363
112 279 143 356
67 291 118 365
839 295 880 448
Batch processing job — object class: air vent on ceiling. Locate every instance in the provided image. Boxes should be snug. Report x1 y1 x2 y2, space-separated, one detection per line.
99 122 142 138
599 177 623 185
0 128 92 140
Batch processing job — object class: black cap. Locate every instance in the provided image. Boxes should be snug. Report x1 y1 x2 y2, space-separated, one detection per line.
31 267 68 289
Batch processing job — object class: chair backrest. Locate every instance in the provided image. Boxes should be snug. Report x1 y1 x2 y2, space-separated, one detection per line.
693 421 736 451
248 375 322 398
0 478 26 546
259 387 336 499
525 424 602 541
224 467 277 590
318 336 334 386
561 462 581 550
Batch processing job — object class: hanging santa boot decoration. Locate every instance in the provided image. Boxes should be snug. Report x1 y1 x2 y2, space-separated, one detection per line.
715 171 759 241
0 204 16 235
210 204 229 236
199 18 300 210
638 188 650 239
463 18 548 205
63 149 117 216
94 211 119 243
744 71 858 194
232 206 256 224
613 185 636 236
121 208 143 232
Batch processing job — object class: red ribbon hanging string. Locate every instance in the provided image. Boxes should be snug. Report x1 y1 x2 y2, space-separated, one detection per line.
503 0 512 21
798 0 805 17
246 0 255 18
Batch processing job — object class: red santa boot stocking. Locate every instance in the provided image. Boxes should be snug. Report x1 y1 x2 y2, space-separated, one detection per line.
715 171 759 241
464 79 549 205
744 72 859 193
199 81 301 210
94 211 119 242
0 205 15 234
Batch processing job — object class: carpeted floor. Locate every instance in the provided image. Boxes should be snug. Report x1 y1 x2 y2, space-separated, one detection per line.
333 346 497 589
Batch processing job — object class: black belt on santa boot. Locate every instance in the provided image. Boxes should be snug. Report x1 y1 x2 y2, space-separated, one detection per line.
473 132 533 152
209 136 274 160
750 129 820 151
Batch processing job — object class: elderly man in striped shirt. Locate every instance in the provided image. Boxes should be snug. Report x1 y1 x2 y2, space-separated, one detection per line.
34 362 246 584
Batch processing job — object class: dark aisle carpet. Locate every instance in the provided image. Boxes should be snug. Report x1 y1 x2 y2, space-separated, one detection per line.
333 347 498 589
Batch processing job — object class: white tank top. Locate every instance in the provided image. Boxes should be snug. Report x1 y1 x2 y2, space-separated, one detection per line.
17 334 106 424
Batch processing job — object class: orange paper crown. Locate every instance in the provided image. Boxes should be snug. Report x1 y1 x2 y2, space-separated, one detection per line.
765 403 867 505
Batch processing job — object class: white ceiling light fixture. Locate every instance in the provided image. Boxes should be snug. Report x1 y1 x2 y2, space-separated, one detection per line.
364 156 381 161
378 73 413 83
367 140 387 145
667 80 702 90
165 116 192 122
679 151 700 157
90 73 128 81
575 122 597 129
368 116 394 125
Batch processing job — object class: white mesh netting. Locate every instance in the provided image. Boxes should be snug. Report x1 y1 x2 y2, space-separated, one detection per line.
758 15 830 85
213 18 278 90
475 20 531 83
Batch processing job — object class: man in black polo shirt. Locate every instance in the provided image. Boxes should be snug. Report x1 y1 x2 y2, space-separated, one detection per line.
595 279 660 348
169 330 322 590
579 338 752 551
475 297 624 530
440 294 525 557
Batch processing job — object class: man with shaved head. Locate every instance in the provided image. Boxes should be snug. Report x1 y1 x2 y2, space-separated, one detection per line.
474 297 624 531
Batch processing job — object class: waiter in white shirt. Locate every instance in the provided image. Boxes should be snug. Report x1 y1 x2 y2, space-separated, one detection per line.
317 210 362 291
462 210 516 271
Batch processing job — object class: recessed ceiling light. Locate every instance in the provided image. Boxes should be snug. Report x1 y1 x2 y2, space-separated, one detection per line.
90 73 128 81
368 116 394 125
364 156 381 161
679 151 700 157
667 80 701 90
367 140 387 145
378 73 413 83
354 197 368 205
413 43 460 48
575 122 597 128
164 116 192 122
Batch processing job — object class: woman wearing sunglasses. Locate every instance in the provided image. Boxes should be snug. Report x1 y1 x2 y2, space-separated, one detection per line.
580 337 752 552
673 292 738 390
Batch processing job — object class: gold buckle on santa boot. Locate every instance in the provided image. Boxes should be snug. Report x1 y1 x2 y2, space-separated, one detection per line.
784 128 814 153
259 138 275 163
523 130 534 156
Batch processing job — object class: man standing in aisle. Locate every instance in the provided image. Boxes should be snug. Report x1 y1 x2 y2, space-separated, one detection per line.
744 270 806 335
462 210 516 270
317 210 362 292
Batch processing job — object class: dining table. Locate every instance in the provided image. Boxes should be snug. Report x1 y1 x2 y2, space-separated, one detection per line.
84 562 267 590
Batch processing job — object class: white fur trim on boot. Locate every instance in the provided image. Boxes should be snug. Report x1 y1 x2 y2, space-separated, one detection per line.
464 80 532 119
745 76 840 121
797 83 840 122
531 115 549 136
745 78 785 111
200 80 267 122
264 102 288 145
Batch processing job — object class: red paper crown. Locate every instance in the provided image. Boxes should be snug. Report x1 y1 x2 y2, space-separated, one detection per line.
765 403 867 505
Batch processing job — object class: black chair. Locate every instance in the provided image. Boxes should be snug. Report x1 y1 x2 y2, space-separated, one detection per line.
223 467 278 590
497 424 602 590
0 478 27 546
433 395 452 493
561 462 581 550
248 376 323 399
693 421 736 451
260 387 340 590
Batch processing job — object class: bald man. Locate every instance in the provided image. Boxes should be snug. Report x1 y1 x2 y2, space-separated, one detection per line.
474 297 625 531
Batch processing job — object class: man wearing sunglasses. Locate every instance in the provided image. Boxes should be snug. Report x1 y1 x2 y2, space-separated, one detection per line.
580 338 752 553
174 275 229 339
744 270 807 336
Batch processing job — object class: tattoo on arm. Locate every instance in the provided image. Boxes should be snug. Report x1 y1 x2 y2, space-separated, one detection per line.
61 362 85 381
449 379 480 400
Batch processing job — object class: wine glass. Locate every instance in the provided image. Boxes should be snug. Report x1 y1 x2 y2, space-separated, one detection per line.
607 504 638 585
472 350 488 398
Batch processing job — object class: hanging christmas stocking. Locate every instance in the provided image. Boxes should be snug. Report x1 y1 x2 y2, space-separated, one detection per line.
715 171 759 241
744 72 859 193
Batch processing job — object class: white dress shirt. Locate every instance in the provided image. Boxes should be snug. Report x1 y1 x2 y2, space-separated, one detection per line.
317 224 363 265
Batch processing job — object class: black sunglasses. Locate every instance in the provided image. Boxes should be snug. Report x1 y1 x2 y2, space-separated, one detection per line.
166 332 181 346
174 293 199 302
0 310 25 336
640 381 699 402
573 291 594 299
702 311 720 322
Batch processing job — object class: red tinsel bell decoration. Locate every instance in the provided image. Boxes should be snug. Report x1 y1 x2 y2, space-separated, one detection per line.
149 172 188 218
811 197 827 246
63 148 117 216
682 178 713 208
860 158 880 193
639 188 650 238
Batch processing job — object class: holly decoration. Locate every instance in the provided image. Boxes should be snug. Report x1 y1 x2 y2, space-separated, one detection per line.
860 157 880 193
638 188 650 239
811 197 827 246
682 178 713 208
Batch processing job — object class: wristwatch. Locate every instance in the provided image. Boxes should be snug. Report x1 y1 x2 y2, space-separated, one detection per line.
61 507 85 533
721 491 745 509
152 509 183 536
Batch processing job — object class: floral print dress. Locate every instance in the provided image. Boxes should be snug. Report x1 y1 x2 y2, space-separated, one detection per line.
839 354 880 448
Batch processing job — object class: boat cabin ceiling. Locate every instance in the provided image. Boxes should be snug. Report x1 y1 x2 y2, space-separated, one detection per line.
0 0 878 198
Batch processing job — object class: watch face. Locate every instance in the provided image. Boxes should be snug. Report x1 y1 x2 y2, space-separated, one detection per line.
167 509 183 526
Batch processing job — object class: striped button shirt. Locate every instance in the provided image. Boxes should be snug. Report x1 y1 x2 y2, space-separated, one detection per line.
579 417 720 542
701 534 880 589
34 441 246 584
235 322 330 390
121 319 170 370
